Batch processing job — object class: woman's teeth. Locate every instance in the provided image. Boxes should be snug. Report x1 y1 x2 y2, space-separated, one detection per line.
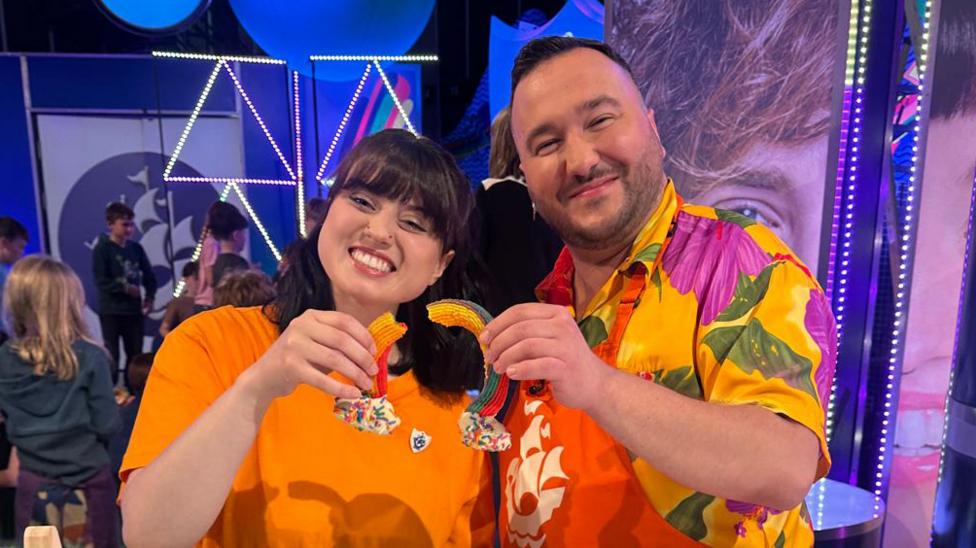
351 249 393 273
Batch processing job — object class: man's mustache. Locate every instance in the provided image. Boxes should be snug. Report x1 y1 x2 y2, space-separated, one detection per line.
560 165 624 199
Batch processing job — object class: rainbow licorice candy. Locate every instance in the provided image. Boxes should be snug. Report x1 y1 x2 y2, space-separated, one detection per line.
333 312 407 435
427 299 512 452
368 312 408 398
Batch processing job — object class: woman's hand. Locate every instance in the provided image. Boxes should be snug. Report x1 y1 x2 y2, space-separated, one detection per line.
242 310 379 403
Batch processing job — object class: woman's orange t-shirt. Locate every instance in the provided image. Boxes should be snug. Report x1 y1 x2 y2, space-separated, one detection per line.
121 306 484 546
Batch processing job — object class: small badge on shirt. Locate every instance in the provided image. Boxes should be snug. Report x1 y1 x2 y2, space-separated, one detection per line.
410 428 431 453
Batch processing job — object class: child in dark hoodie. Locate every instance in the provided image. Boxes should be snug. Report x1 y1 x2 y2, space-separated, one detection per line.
91 202 157 387
0 255 120 547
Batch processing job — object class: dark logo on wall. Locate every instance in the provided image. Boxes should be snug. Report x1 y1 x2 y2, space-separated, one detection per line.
59 152 218 339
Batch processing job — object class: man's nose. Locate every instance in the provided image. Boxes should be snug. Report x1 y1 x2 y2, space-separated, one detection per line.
564 134 601 181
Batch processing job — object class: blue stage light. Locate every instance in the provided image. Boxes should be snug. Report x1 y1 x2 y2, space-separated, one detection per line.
97 0 209 34
228 0 435 80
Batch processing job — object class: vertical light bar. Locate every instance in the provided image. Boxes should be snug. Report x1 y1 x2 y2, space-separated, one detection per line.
221 61 298 181
875 0 932 504
173 184 234 297
315 62 372 183
231 182 282 262
164 60 224 178
372 60 417 135
293 70 306 237
824 0 867 444
933 169 976 536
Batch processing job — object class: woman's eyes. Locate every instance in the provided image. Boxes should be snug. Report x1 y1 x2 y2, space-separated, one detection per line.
400 218 429 233
349 194 375 210
348 193 431 233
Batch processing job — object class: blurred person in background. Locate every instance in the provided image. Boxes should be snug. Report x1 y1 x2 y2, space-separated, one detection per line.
0 255 120 546
160 261 199 337
213 269 276 309
92 202 156 387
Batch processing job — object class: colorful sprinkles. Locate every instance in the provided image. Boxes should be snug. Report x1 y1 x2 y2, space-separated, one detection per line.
333 395 401 435
458 411 511 452
332 312 406 435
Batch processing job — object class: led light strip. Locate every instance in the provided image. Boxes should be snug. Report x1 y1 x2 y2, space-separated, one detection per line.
166 176 295 186
933 170 976 536
152 51 286 64
173 184 234 297
221 61 297 181
823 0 865 445
309 54 438 62
292 70 307 237
163 61 224 178
373 60 417 135
231 182 282 261
875 0 932 503
315 63 373 183
826 0 862 301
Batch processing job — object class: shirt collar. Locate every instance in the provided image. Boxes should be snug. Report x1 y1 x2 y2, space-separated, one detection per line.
535 179 680 307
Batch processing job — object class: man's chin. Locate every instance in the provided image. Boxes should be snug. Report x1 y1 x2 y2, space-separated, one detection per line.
560 221 629 250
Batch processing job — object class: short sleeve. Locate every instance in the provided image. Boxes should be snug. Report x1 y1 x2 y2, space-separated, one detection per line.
118 320 231 485
696 259 836 478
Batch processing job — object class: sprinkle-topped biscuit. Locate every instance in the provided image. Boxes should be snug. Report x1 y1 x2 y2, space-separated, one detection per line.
427 300 512 452
333 312 406 435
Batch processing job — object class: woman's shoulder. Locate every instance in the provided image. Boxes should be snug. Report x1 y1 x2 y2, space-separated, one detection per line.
186 304 274 328
170 305 278 354
153 306 277 386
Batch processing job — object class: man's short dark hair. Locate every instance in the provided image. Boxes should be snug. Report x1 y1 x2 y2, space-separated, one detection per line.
0 217 28 241
181 260 199 279
510 36 637 98
105 202 134 224
206 201 248 240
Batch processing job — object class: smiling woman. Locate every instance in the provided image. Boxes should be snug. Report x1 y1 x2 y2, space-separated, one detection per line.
118 129 494 547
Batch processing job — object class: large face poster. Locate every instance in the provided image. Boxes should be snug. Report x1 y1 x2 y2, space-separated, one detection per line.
888 0 976 544
608 0 846 276
37 115 244 352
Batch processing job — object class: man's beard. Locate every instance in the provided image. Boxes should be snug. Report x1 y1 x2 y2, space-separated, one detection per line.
537 156 662 251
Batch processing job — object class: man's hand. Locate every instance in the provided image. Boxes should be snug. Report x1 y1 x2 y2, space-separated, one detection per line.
481 303 612 411
125 284 141 298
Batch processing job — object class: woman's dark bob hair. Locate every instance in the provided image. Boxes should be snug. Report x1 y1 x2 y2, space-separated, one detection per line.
265 129 488 396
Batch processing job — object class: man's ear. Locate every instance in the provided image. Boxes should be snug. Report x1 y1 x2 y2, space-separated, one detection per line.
646 107 666 158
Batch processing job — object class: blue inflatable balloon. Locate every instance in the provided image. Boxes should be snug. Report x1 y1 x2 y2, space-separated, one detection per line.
98 0 209 33
229 0 435 80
